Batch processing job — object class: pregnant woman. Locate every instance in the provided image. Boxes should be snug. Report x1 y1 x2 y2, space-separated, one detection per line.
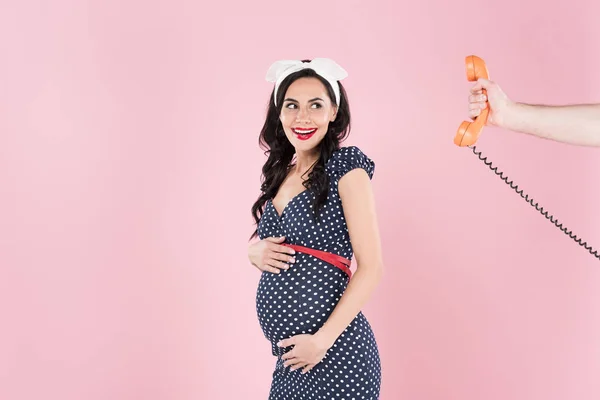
248 58 384 400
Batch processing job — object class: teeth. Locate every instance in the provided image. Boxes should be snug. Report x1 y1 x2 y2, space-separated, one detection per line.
294 128 316 134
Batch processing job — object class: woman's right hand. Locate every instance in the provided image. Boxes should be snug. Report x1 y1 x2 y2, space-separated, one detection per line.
248 236 296 274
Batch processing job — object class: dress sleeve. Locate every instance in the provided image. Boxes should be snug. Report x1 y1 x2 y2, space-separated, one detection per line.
327 146 375 183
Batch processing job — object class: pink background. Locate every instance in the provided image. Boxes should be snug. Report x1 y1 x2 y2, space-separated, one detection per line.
2 1 600 399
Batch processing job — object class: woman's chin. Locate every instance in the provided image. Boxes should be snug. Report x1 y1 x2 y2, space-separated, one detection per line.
290 134 324 151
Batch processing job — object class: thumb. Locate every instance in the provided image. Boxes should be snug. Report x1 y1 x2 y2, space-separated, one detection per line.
266 236 286 243
471 77 493 93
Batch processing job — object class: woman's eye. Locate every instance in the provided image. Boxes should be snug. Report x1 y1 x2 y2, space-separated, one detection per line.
284 103 322 109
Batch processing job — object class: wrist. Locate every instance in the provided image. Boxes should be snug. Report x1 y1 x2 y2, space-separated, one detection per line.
315 325 338 348
497 100 523 130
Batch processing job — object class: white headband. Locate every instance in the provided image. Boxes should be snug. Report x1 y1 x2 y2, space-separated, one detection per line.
265 58 348 106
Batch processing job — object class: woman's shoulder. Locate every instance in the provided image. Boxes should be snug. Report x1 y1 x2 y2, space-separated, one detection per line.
326 145 375 180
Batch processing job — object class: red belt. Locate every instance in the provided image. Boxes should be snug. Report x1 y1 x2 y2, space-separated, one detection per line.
281 243 353 278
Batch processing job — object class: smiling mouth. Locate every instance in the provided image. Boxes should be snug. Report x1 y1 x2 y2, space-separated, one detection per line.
292 128 318 136
292 128 317 141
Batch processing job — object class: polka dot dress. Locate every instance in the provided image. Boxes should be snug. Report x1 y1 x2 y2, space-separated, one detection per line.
255 146 382 400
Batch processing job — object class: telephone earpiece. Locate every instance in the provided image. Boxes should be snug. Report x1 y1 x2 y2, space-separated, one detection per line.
454 55 490 147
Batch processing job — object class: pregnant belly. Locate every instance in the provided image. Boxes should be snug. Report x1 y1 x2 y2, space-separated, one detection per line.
255 254 347 347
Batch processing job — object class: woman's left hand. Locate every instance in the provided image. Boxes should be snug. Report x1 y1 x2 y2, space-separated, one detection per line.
278 332 334 374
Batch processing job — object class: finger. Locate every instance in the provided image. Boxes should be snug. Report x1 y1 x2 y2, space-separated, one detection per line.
470 82 482 93
259 260 281 273
469 108 481 119
290 361 309 371
272 260 290 270
264 239 294 253
276 244 296 256
283 357 300 367
278 337 295 348
265 250 287 264
270 250 296 264
302 364 316 374
469 93 487 103
266 242 296 257
470 77 492 93
281 349 293 360
262 265 281 274
265 236 286 243
264 256 290 270
469 103 487 114
266 250 290 263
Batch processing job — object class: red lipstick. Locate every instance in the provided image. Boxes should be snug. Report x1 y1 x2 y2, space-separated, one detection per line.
292 127 317 141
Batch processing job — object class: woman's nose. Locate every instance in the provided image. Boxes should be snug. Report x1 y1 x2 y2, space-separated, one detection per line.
296 108 310 122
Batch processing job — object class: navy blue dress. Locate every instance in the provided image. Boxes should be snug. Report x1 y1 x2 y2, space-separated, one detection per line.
256 146 382 400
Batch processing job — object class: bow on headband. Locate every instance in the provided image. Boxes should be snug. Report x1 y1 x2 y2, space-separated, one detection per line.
265 58 348 106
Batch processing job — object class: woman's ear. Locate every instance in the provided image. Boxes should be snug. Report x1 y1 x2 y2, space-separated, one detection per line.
331 106 338 122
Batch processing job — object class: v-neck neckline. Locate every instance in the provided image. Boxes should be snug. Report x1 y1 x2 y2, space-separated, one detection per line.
269 188 309 219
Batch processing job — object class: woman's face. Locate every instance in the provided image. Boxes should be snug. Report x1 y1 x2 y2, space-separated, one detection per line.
279 77 337 152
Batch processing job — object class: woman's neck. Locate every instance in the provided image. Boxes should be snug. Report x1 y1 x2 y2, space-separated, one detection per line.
293 149 319 176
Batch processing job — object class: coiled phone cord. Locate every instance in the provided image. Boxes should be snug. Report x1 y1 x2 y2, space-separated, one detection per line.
469 145 600 260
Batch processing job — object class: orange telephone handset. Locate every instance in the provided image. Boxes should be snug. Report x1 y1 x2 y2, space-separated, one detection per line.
454 55 490 147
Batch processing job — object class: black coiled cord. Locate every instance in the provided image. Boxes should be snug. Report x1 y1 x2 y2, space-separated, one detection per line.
469 145 600 260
